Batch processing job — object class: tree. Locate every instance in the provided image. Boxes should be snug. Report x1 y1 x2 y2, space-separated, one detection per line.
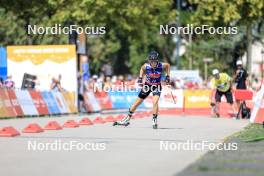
1 0 176 74
189 0 264 75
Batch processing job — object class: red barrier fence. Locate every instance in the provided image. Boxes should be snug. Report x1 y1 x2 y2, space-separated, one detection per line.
0 88 263 124
0 89 77 118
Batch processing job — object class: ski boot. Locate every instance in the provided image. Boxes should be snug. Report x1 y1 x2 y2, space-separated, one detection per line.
152 114 158 129
113 115 130 127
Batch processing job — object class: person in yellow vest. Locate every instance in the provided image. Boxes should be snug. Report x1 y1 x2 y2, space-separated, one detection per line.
210 69 236 117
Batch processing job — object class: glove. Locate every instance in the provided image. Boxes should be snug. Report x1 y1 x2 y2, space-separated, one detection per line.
165 75 170 84
137 77 143 86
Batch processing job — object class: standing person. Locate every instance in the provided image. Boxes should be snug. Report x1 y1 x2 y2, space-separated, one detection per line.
234 60 248 90
101 61 113 78
50 74 63 92
0 77 4 88
210 69 236 117
4 75 15 89
113 51 170 129
234 60 248 118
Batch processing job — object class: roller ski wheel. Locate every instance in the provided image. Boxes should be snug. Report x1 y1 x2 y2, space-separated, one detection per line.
152 117 158 129
113 121 130 127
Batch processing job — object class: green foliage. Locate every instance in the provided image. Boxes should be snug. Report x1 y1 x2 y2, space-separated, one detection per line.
0 0 264 75
185 0 264 76
234 124 264 142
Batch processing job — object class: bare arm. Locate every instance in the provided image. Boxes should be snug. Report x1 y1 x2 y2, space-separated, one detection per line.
139 64 146 78
163 63 170 77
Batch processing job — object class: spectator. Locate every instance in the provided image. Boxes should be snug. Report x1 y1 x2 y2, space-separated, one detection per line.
0 77 4 88
89 75 103 92
252 77 261 91
77 72 86 112
125 75 136 87
104 76 112 90
4 75 15 88
174 77 184 89
50 74 63 92
210 69 236 118
234 60 248 118
115 75 125 85
234 60 248 90
101 61 113 78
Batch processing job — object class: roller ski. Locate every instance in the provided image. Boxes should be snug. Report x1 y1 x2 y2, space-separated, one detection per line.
152 114 158 129
113 115 131 127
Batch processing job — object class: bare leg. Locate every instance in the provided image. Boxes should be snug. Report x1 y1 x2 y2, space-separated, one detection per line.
236 100 240 117
152 95 160 115
215 102 220 117
231 103 237 118
152 95 160 129
130 97 144 112
113 97 144 126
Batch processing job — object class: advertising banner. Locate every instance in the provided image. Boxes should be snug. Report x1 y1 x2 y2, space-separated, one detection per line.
83 92 102 112
0 47 7 80
0 89 16 117
62 92 78 113
250 85 264 123
28 90 50 115
7 89 24 116
184 89 211 108
107 91 145 109
94 91 112 109
41 91 60 114
108 91 128 109
15 89 38 116
0 91 7 118
125 91 145 109
7 45 77 98
143 89 183 109
51 91 69 114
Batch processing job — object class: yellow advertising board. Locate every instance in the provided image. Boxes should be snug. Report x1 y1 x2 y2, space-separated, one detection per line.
7 45 76 65
184 89 211 108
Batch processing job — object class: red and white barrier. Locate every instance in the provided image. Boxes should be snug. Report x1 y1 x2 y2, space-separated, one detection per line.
0 89 77 118
1 88 263 124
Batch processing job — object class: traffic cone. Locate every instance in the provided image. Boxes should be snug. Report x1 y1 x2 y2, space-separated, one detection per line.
104 115 115 122
44 121 62 130
93 117 105 124
0 126 20 137
22 123 44 133
63 120 79 128
79 118 93 125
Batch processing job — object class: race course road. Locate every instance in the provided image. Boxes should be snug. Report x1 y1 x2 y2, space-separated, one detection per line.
0 114 248 176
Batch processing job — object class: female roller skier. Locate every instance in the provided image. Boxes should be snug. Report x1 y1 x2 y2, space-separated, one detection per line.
113 51 170 129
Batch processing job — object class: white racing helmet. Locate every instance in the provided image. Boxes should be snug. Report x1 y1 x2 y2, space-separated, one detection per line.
212 69 219 75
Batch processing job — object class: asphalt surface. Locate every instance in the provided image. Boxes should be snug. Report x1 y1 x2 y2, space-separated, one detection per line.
0 113 248 176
